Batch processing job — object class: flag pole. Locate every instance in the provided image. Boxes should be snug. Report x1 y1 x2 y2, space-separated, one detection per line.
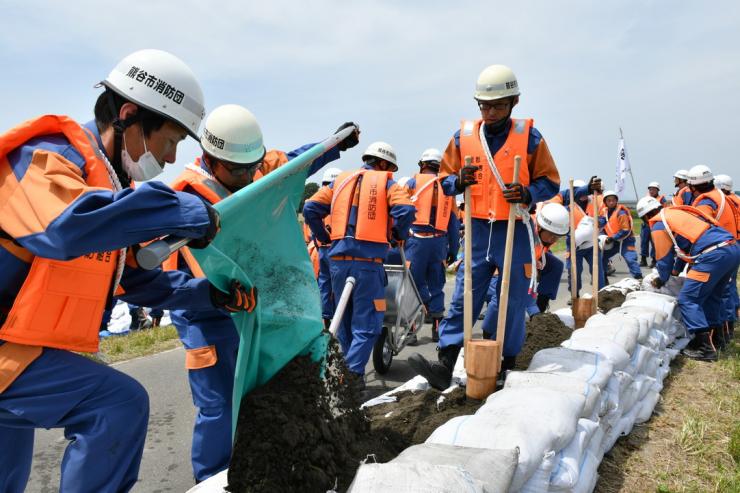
620 127 640 201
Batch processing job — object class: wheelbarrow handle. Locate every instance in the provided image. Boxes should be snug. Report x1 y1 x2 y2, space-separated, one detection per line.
136 236 190 271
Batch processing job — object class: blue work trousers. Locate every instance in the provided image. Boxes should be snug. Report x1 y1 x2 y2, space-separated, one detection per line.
567 246 606 295
640 221 655 259
317 246 334 320
602 236 643 278
438 220 531 358
0 348 148 493
330 260 387 375
170 311 239 483
406 235 448 316
678 244 740 332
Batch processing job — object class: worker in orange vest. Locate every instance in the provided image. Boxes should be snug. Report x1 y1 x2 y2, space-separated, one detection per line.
404 148 460 342
715 174 739 340
303 142 415 391
165 104 356 482
408 64 560 390
0 50 253 493
637 197 739 361
599 190 643 282
671 169 692 205
639 182 667 267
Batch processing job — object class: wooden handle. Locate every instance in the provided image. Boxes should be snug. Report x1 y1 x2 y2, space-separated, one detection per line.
463 156 474 344
569 179 578 308
591 190 599 313
494 155 522 357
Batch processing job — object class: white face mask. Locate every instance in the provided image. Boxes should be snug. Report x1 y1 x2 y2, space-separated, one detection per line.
121 128 163 181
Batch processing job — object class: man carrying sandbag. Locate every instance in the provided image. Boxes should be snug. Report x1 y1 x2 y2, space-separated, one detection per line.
599 190 643 282
408 64 560 390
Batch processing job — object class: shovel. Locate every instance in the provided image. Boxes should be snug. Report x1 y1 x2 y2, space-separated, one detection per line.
570 179 592 328
591 190 600 314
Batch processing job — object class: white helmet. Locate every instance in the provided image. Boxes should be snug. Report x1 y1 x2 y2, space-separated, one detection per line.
396 176 411 187
714 174 733 192
573 179 586 188
603 190 618 200
636 196 662 217
647 181 660 190
419 148 442 165
321 167 342 184
687 164 713 185
102 49 205 138
673 169 689 180
536 203 570 235
200 104 265 164
362 141 398 171
474 65 520 101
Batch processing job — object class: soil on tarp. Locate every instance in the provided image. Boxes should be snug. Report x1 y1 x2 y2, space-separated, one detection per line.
598 289 627 312
515 312 573 370
226 341 408 493
365 386 485 445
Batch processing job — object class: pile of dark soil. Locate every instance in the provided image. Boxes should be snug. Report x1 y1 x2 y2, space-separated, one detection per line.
227 340 408 493
599 289 627 312
515 313 573 370
365 386 484 445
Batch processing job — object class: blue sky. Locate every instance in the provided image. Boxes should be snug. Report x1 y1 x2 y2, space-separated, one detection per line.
2 1 739 199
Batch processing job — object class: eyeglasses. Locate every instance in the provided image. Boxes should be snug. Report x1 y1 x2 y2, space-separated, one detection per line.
218 160 262 176
477 100 511 112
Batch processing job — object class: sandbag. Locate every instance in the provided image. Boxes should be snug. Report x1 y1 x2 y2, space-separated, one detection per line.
392 443 519 492
634 389 661 424
625 344 654 376
549 418 600 490
585 314 643 344
552 307 575 329
561 337 631 371
604 371 634 413
605 308 652 342
428 389 584 491
571 450 600 493
504 371 602 418
347 462 490 493
571 324 639 355
527 347 614 389
518 451 556 493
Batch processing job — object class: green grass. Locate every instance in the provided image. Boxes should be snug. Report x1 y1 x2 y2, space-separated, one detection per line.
87 325 181 364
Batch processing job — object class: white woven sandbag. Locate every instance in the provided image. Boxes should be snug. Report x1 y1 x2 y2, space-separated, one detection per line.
571 324 639 355
347 462 490 493
518 451 556 493
527 347 614 389
549 418 600 490
570 449 600 493
604 371 634 412
392 443 519 493
585 313 644 344
625 344 655 376
428 388 584 491
605 308 653 342
552 307 575 329
504 371 602 418
561 337 631 371
634 389 661 424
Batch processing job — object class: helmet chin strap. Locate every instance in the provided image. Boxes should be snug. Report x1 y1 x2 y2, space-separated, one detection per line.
106 91 139 187
483 104 514 135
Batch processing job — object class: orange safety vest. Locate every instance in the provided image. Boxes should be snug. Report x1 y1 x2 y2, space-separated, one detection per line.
672 186 691 206
602 204 634 238
0 116 120 353
164 159 232 276
459 118 532 220
692 188 739 239
330 169 392 244
648 205 719 262
307 241 320 278
410 174 453 231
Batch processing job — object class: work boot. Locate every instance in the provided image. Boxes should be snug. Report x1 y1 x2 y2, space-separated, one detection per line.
408 345 460 391
607 263 616 276
727 321 735 341
711 325 726 351
323 318 331 330
151 316 162 327
634 274 643 280
129 307 151 331
639 256 648 267
406 331 418 346
649 258 657 268
536 295 550 314
431 317 441 343
682 330 718 362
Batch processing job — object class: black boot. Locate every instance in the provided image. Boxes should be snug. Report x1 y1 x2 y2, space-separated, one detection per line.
323 318 331 330
711 325 726 351
727 321 735 341
408 345 460 391
639 256 648 267
431 317 441 343
682 330 718 362
536 295 550 314
649 258 657 268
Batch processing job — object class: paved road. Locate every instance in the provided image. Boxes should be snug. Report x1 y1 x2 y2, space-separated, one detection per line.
27 254 639 492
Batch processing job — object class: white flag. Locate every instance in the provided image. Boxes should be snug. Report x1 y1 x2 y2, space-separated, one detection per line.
615 133 630 194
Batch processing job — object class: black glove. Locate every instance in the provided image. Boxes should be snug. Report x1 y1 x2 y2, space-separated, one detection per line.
455 164 480 191
604 237 614 245
210 280 257 313
389 229 405 248
651 277 664 289
502 183 532 204
587 175 603 194
335 122 360 151
446 253 457 265
189 201 221 249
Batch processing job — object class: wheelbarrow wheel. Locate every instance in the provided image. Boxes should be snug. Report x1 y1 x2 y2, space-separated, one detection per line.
373 326 393 374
